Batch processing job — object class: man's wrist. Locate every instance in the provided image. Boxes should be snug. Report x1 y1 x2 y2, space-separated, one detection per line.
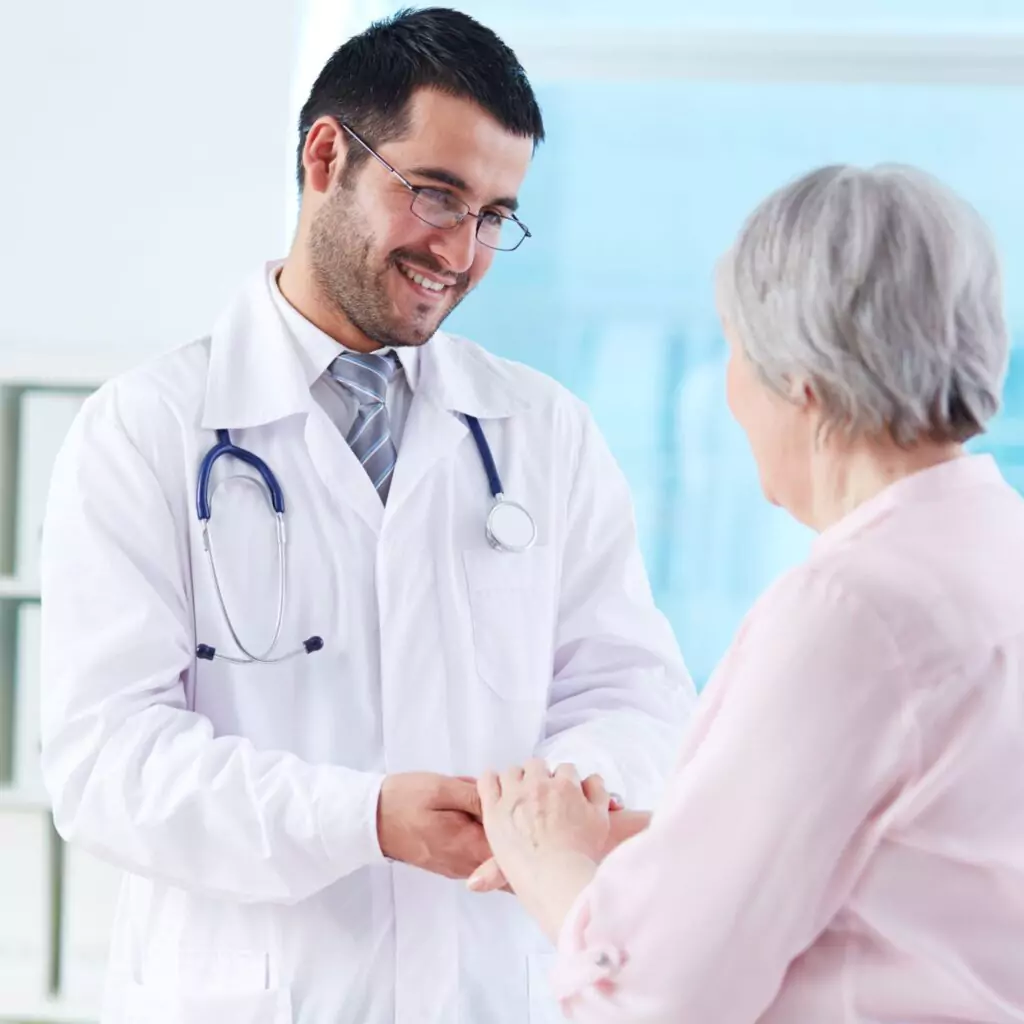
376 775 397 863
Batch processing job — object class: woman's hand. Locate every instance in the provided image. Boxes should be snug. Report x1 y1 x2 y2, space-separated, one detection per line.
468 759 613 939
468 805 650 895
470 759 611 894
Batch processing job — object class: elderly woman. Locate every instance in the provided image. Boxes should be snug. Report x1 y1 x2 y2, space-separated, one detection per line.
468 164 1024 1022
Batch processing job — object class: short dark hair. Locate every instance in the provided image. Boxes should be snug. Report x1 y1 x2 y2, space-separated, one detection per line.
296 7 545 189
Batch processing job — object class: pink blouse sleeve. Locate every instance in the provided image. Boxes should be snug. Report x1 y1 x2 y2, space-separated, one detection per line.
550 565 918 1023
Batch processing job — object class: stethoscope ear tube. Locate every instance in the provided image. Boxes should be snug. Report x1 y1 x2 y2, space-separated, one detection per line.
197 429 286 522
193 414 537 667
195 430 319 665
195 636 322 663
464 415 503 499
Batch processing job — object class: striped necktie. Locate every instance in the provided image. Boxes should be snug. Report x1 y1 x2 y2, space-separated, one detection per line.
328 350 401 503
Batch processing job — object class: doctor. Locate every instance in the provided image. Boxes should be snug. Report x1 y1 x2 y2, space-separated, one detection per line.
40 7 691 1024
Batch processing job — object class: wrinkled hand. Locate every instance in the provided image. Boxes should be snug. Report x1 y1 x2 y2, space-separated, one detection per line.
377 772 489 880
468 784 623 893
469 760 612 895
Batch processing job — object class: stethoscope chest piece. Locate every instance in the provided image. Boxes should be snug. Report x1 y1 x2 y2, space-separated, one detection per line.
464 413 537 554
485 497 536 553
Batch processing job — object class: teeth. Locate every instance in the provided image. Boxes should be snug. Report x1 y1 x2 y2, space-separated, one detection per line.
400 265 446 292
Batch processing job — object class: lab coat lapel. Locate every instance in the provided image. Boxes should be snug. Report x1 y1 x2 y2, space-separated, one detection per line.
385 332 534 517
304 405 385 536
204 264 387 534
201 264 317 431
386 393 468 517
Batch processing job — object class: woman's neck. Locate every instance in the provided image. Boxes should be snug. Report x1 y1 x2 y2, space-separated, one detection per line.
807 436 965 532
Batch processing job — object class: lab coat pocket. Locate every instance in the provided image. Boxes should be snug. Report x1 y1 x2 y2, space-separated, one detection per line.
463 545 555 700
119 977 292 1024
527 952 564 1024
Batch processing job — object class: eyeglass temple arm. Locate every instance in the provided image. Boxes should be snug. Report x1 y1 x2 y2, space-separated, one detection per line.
339 122 413 184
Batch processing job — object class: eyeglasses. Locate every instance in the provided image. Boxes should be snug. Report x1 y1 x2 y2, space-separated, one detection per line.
339 123 531 253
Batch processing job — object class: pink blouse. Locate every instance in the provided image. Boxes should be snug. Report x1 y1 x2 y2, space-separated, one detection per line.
553 454 1024 1023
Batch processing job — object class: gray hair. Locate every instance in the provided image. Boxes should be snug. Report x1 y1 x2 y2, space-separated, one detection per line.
715 163 1009 445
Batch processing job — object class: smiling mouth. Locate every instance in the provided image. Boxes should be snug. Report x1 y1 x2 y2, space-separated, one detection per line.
396 260 455 295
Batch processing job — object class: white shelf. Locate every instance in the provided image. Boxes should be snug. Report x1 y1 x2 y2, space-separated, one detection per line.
0 576 41 601
0 787 51 812
0 998 95 1023
0 350 108 1024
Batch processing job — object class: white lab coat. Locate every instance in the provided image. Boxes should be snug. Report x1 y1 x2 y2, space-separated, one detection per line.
39 264 694 1024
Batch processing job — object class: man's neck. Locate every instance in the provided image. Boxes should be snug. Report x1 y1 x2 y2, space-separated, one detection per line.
276 255 382 354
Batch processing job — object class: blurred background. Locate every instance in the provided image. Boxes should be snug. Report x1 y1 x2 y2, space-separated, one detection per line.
1 1 1023 1020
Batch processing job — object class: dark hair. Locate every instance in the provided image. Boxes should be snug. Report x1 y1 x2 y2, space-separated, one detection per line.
296 7 545 189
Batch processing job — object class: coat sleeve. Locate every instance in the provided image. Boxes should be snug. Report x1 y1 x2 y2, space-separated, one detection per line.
535 402 695 808
39 382 385 905
549 567 915 1024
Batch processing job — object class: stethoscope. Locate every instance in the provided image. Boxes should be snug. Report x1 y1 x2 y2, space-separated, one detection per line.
194 415 537 666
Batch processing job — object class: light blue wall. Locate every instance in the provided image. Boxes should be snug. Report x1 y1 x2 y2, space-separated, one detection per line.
372 3 1024 684
469 0 1024 23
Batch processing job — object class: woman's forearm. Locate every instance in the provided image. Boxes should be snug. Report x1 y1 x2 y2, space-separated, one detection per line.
604 810 652 857
518 812 651 943
512 849 599 943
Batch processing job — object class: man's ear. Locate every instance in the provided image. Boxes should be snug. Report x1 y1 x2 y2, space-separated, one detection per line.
302 117 347 195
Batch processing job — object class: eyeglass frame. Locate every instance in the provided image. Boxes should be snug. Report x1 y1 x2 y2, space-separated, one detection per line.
337 122 532 252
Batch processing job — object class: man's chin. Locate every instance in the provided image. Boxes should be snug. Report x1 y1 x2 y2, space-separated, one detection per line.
387 310 453 348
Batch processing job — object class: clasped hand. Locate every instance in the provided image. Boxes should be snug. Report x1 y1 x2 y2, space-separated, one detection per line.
376 763 616 891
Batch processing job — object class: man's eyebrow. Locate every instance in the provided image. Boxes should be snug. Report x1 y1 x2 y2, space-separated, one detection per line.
407 166 520 213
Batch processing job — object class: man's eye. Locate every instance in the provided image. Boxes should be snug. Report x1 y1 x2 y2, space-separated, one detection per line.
420 189 459 211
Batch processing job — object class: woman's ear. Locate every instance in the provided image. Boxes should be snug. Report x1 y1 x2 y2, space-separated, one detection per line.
775 373 812 408
786 375 818 410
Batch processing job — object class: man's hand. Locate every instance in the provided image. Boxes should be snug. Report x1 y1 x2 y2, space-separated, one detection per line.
377 773 489 879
